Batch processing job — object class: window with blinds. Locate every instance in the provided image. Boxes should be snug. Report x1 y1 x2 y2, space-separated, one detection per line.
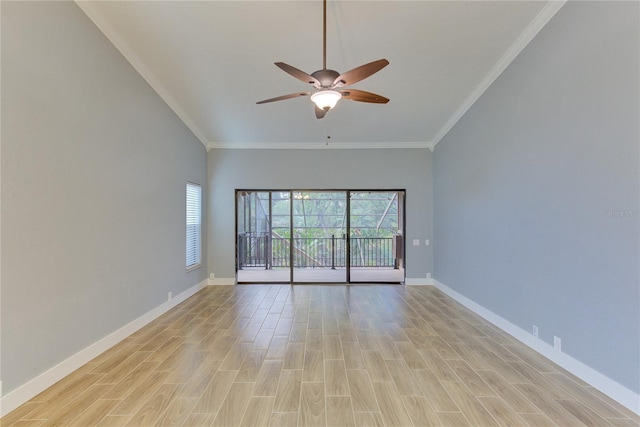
186 182 202 270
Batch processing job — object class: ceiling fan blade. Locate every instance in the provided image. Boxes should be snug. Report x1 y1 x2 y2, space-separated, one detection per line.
275 62 321 87
340 89 389 104
332 59 389 88
315 106 328 119
256 92 310 104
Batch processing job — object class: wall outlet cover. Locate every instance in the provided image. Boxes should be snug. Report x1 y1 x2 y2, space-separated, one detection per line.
554 336 562 351
412 239 420 246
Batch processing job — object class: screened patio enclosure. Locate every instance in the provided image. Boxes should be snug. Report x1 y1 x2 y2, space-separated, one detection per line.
236 190 405 283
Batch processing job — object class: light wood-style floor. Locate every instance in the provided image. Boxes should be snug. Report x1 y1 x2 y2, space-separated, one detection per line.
1 285 638 426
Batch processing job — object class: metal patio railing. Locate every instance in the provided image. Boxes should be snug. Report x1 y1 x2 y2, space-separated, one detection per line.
238 233 398 269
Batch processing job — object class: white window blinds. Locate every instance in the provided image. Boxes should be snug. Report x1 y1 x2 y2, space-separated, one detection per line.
186 182 202 270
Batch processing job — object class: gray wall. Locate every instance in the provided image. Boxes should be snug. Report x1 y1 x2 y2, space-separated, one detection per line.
208 148 432 280
1 1 207 394
433 1 639 393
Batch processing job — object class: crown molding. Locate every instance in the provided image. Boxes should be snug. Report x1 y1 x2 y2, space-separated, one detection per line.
206 141 435 151
77 0 564 153
431 0 567 149
75 1 209 148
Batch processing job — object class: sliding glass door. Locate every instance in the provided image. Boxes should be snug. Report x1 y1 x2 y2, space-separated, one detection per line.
236 189 405 284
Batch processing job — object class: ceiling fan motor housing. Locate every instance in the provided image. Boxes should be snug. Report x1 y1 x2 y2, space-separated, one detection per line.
311 69 340 88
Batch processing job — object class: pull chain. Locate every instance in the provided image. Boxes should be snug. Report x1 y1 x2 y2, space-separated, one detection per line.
325 115 331 145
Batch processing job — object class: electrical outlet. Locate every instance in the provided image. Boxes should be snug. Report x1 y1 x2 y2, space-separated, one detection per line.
425 239 430 246
426 273 431 279
554 336 562 351
412 239 420 246
168 291 173 302
209 273 215 280
532 325 538 338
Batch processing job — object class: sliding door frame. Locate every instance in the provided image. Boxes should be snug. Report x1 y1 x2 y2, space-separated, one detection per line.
346 192 351 284
235 189 406 284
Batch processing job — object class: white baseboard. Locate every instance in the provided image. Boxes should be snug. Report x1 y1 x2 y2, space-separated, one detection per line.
0 279 208 417
209 277 236 286
405 277 434 286
433 279 640 415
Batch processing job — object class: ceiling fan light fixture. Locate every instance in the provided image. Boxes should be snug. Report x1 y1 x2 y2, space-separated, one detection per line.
310 90 342 111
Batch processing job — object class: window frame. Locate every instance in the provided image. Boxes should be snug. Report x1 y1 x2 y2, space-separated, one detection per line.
186 182 202 271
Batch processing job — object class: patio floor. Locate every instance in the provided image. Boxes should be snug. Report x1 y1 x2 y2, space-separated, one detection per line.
237 267 405 283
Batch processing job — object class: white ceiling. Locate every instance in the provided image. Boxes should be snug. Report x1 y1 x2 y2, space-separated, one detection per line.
77 1 564 149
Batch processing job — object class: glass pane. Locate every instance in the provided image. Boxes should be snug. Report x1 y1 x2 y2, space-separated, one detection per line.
269 191 291 279
237 191 290 283
292 191 347 283
349 191 405 283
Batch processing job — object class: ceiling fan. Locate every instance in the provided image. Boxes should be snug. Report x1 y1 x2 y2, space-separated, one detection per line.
256 0 389 119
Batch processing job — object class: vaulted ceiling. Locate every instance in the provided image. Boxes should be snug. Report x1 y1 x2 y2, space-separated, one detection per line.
77 1 564 149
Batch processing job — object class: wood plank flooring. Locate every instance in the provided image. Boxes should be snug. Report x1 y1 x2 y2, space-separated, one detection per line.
1 285 638 426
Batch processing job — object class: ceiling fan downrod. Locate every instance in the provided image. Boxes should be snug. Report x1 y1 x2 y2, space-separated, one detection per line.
323 0 327 71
